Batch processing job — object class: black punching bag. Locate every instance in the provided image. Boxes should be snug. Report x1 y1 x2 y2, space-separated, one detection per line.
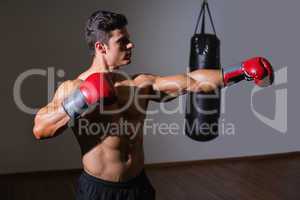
185 0 221 141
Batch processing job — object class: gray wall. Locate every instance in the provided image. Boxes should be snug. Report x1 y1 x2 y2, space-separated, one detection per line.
1 0 298 174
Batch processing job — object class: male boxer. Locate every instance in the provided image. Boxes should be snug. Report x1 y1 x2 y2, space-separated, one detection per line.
33 10 274 200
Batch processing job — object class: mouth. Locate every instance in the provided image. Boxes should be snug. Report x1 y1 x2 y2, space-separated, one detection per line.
125 52 132 60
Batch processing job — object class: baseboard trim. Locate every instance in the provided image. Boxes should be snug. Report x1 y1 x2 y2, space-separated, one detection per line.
145 151 300 169
1 151 299 177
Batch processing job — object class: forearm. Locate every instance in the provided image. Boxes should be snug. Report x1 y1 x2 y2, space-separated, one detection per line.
187 69 223 92
33 101 70 139
153 69 223 95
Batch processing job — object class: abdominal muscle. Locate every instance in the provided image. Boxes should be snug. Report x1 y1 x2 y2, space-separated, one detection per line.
81 132 145 182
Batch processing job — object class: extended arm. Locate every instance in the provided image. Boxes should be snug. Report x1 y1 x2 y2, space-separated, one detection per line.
115 57 274 101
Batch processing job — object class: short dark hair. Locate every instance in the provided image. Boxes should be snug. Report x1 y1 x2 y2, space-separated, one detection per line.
85 10 128 56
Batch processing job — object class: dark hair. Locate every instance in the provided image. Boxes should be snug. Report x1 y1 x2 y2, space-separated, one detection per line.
85 10 128 56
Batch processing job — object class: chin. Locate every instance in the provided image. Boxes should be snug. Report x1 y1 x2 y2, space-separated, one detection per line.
121 59 131 65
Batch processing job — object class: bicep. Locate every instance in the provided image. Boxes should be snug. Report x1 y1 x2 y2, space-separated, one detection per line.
38 80 77 115
131 73 189 102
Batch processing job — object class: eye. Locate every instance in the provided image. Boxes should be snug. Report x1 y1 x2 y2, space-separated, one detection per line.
118 37 130 46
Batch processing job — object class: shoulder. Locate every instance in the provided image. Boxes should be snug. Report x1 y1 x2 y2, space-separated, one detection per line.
130 73 158 84
53 79 82 100
113 73 150 82
57 79 82 90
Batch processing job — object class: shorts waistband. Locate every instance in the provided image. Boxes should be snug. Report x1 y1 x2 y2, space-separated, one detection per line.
81 169 146 188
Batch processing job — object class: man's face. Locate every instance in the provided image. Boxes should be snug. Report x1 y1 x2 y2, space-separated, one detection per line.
105 27 134 68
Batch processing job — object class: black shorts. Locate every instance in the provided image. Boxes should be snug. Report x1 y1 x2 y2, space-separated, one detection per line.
76 170 156 200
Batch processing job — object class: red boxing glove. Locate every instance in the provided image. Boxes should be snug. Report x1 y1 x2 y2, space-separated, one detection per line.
223 57 274 87
79 73 115 105
62 73 116 119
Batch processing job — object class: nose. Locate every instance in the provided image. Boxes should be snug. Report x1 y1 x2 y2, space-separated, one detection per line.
126 41 134 49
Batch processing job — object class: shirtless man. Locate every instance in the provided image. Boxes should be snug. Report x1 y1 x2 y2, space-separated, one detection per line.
33 10 274 200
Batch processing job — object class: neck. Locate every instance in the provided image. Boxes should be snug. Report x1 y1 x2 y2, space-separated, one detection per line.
80 55 119 82
88 55 117 73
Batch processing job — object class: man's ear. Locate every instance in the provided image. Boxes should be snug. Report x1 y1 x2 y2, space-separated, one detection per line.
95 41 107 54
